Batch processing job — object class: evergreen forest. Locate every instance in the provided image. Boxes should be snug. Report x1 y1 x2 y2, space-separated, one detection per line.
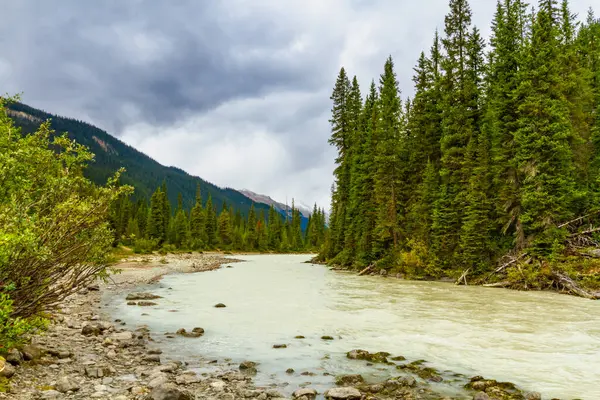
320 0 600 292
110 186 327 254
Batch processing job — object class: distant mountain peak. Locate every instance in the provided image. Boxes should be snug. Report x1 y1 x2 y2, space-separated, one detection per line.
239 189 313 218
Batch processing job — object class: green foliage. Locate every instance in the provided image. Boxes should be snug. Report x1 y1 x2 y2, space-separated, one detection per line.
0 293 46 354
133 238 159 254
0 97 133 319
320 0 600 283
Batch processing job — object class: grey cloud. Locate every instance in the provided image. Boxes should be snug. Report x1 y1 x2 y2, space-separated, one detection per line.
1 0 594 208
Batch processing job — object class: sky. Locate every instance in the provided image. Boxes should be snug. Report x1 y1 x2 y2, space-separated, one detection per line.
0 0 593 210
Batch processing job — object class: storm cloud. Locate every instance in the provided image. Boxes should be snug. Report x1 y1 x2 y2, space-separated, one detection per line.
0 0 593 208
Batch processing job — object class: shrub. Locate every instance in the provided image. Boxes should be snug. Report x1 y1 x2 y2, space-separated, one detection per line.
0 97 133 320
133 238 158 254
0 293 46 354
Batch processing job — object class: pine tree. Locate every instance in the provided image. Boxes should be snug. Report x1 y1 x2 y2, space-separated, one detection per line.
217 207 232 247
328 67 353 257
147 187 166 244
204 194 218 247
247 203 257 250
515 0 577 253
373 56 403 254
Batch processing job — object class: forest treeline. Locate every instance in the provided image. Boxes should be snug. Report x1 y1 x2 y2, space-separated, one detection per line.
320 0 600 287
110 185 327 253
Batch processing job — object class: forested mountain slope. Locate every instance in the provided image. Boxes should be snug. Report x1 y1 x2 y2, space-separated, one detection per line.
7 101 271 216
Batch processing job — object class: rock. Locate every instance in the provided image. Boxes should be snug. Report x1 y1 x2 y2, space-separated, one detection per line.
335 374 364 386
321 335 334 340
56 376 80 393
126 292 162 301
85 366 110 378
21 344 43 361
88 283 100 291
144 354 161 363
286 368 295 374
294 335 305 339
81 322 103 336
346 349 389 363
110 331 133 341
525 392 542 400
239 361 257 370
325 387 362 400
127 301 137 306
0 357 16 378
176 327 204 338
400 376 416 387
273 344 288 349
150 383 194 400
148 348 163 355
175 373 201 385
5 348 24 365
138 301 158 306
214 303 227 308
473 393 490 400
148 373 170 388
40 390 61 399
380 269 388 276
210 380 226 391
390 355 406 361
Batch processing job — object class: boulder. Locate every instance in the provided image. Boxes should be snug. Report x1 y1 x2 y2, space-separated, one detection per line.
176 327 204 338
335 374 364 386
55 376 80 393
325 387 362 400
473 392 490 400
148 373 170 388
126 292 162 301
144 354 161 363
138 301 158 306
286 368 295 374
321 335 334 340
346 349 389 363
5 348 24 365
294 335 305 339
214 303 227 308
0 356 15 378
150 383 194 400
21 344 43 361
81 322 104 336
525 392 542 400
293 388 317 399
273 344 288 349
239 361 257 370
110 331 133 341
380 269 388 276
175 373 201 385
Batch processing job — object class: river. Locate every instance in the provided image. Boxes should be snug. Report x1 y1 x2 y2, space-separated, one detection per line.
105 254 600 399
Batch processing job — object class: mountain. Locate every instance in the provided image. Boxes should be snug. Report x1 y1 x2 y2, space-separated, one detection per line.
7 101 272 217
239 189 312 230
239 189 313 218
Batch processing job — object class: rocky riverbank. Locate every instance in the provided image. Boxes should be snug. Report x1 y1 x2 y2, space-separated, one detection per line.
0 252 546 400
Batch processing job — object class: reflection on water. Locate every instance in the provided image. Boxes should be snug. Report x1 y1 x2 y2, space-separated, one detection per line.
105 254 600 399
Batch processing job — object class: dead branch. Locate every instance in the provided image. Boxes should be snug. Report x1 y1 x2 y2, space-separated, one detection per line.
551 270 600 300
455 268 470 286
358 264 374 276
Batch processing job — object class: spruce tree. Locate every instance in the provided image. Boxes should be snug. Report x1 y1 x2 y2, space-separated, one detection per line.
515 0 577 253
374 56 403 254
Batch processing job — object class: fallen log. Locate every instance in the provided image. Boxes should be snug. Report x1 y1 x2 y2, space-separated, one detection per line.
551 270 600 300
358 265 374 276
482 281 511 288
455 268 470 286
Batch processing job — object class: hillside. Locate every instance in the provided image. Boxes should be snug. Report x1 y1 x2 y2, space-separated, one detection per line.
7 101 271 216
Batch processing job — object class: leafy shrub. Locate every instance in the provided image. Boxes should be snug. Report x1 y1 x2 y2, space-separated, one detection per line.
0 96 132 319
0 293 46 354
133 238 158 254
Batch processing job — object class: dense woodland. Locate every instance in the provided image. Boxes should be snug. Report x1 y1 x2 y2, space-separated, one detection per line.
320 0 600 289
110 185 327 253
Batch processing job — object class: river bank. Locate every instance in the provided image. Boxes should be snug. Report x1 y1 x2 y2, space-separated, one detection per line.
0 252 556 399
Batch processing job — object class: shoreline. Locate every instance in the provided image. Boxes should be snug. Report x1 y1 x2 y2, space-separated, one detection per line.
1 252 544 400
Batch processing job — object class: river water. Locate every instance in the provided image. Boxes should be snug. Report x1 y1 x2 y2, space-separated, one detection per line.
105 254 600 399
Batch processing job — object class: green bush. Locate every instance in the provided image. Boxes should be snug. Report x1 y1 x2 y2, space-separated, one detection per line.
0 96 132 321
0 293 46 355
133 238 158 254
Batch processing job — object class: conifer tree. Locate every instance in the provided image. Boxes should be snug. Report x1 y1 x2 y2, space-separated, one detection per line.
374 56 403 253
515 0 577 253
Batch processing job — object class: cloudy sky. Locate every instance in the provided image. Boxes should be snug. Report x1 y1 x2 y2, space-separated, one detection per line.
0 0 593 209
